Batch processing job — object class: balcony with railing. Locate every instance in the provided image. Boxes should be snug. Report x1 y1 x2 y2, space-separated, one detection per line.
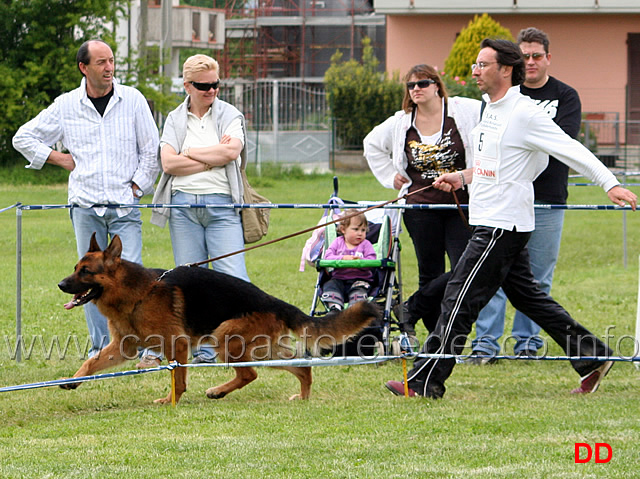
374 0 640 14
147 4 225 49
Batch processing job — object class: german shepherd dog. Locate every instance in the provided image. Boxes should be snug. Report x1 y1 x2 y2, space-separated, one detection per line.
57 234 379 404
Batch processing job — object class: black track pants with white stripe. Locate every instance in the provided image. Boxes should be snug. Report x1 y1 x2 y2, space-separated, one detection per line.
407 226 612 398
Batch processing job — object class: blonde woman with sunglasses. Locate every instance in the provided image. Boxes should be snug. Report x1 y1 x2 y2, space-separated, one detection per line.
151 54 250 364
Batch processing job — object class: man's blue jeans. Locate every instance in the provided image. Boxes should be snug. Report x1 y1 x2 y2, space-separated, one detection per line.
70 204 143 358
169 191 250 361
472 207 565 355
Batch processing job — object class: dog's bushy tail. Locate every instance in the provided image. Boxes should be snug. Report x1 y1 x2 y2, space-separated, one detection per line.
290 301 380 351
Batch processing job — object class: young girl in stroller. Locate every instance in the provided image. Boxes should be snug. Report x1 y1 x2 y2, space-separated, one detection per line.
321 211 377 311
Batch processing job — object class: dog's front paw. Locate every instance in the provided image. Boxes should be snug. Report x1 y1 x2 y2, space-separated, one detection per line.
153 396 172 405
205 387 227 399
288 393 309 401
59 379 80 390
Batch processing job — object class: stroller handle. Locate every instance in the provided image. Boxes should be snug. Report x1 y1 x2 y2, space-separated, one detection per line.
332 176 339 198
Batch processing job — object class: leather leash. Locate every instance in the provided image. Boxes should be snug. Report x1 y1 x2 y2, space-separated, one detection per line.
182 184 434 269
163 180 468 273
451 188 472 231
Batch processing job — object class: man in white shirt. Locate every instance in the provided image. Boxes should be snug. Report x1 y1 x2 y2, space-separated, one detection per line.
470 27 584 362
13 40 160 361
385 38 636 399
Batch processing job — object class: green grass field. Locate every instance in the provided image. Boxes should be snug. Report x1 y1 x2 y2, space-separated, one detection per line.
0 172 639 478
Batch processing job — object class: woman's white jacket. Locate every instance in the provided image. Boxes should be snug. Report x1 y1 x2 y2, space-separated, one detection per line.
363 96 481 195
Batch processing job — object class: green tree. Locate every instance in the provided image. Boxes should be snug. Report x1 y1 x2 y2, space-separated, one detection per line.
0 0 175 167
0 1 126 165
444 13 513 84
441 73 482 101
118 46 181 119
324 37 404 149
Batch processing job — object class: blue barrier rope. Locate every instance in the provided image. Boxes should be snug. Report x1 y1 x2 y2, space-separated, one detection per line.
453 354 640 363
0 203 19 214
569 183 640 187
15 202 637 211
0 363 174 393
1 353 638 394
187 356 392 368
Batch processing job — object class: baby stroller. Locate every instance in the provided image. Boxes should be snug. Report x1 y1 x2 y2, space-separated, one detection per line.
302 177 410 356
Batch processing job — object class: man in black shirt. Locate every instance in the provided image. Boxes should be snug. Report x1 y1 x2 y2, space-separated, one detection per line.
469 27 583 362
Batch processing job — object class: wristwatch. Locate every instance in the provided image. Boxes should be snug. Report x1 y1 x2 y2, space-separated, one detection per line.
133 188 144 199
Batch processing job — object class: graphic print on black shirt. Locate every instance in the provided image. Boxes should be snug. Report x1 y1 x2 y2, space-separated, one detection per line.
408 128 459 180
404 105 468 205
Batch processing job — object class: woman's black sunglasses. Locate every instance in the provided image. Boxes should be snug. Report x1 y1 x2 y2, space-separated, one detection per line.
191 80 220 91
407 79 436 90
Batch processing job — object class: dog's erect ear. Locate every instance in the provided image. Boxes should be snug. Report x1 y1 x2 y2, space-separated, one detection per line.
104 235 123 260
88 232 101 252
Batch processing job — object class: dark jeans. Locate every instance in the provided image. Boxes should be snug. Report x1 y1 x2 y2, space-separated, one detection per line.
403 208 471 290
407 226 612 398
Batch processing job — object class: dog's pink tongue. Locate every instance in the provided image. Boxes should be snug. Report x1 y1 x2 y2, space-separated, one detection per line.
64 300 76 310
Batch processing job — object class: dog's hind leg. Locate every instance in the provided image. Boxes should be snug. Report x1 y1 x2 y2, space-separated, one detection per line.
205 366 258 399
205 328 260 399
154 339 189 405
275 366 312 400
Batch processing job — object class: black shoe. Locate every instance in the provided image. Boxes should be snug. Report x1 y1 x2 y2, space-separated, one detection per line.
392 300 408 320
393 301 416 335
516 349 538 358
324 301 343 311
464 350 497 365
399 321 416 336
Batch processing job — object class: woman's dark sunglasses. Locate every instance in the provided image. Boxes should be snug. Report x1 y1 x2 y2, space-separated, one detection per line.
407 79 436 90
191 80 220 91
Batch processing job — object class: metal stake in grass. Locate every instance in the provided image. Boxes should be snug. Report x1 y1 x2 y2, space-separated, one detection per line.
171 364 177 407
402 358 409 397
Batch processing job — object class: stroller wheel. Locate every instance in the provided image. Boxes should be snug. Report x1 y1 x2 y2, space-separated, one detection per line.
374 341 386 357
391 338 402 357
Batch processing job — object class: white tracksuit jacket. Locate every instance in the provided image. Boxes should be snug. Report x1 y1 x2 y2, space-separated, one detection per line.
470 86 620 232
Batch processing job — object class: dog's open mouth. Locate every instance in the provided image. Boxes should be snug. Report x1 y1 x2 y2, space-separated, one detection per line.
63 289 100 310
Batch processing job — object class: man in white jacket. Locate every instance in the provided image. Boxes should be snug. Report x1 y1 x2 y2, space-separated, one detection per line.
385 38 636 399
13 40 160 363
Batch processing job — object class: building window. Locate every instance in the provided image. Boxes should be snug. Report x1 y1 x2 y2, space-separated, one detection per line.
208 14 216 43
192 12 201 41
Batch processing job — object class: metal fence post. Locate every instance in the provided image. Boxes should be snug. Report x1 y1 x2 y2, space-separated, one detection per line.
636 254 640 370
622 171 628 268
15 204 22 363
273 79 279 164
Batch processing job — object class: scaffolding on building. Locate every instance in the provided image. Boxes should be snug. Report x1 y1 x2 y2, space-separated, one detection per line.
220 0 385 80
